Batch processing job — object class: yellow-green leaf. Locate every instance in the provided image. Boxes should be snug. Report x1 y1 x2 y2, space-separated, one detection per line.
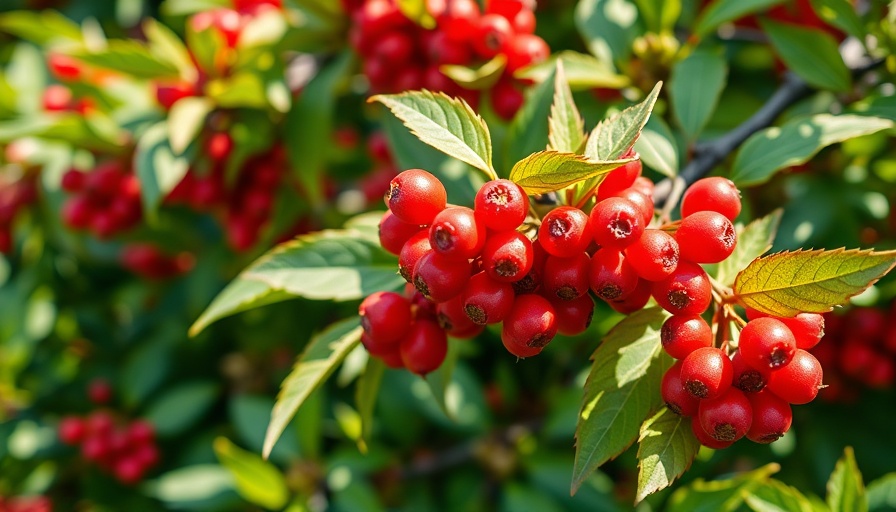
733 249 896 317
827 447 868 512
440 54 506 90
514 50 629 91
214 437 289 510
548 60 586 154
636 408 700 504
509 150 634 195
396 0 436 29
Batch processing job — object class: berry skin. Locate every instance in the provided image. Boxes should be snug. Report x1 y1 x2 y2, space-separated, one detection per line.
589 249 639 301
359 291 413 346
766 349 823 404
651 261 712 316
398 231 433 282
675 211 737 264
552 294 595 336
691 417 733 449
482 230 534 282
385 169 447 225
473 13 514 58
115 457 145 485
746 390 792 444
399 320 448 375
491 79 525 120
681 177 741 221
731 350 770 393
413 252 472 303
538 206 591 258
61 169 85 192
739 318 797 370
596 156 641 202
746 308 825 350
607 278 652 314
614 187 654 226
127 420 155 445
379 210 424 255
88 379 113 405
437 295 482 339
501 295 558 358
462 272 515 325
543 253 591 301
660 315 712 360
59 416 86 445
474 179 528 231
590 197 645 250
624 229 679 281
698 388 752 443
681 347 733 400
504 33 550 72
429 206 486 260
662 361 700 416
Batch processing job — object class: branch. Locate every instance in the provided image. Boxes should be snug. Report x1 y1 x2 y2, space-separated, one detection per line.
653 37 885 213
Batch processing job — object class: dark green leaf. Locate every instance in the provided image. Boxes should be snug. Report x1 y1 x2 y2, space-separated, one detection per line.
575 0 641 64
695 0 784 37
572 307 673 494
0 10 82 45
263 317 363 458
717 209 783 286
134 122 191 223
355 356 384 453
634 115 678 178
509 150 634 194
371 89 495 178
670 49 728 141
144 381 219 437
731 114 894 186
514 51 629 91
827 446 868 512
635 408 700 503
214 437 289 510
229 395 300 463
548 61 586 154
440 54 506 90
808 0 866 41
761 20 850 92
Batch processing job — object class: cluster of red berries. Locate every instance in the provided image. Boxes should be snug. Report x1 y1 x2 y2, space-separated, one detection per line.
0 174 37 253
57 411 160 485
812 305 896 400
60 162 142 238
348 0 549 119
121 243 195 280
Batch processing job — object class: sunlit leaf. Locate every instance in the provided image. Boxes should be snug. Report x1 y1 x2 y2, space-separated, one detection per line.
695 0 784 37
827 447 868 512
547 60 585 154
509 150 634 195
635 408 700 503
214 437 289 510
440 54 506 90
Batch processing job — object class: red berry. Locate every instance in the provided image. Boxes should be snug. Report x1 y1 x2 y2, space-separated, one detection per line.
590 197 645 250
127 420 155 445
437 0 481 42
462 272 515 324
48 53 83 81
429 206 486 260
542 253 590 301
398 231 433 282
690 416 733 449
413 252 472 302
88 378 113 405
614 187 654 226
552 294 594 336
400 320 449 375
731 349 770 393
379 210 424 255
681 177 741 221
61 169 86 193
133 443 160 468
632 176 654 198
746 390 792 444
675 211 736 264
538 206 591 258
606 278 652 314
114 457 145 485
81 435 111 462
681 347 733 400
43 84 73 111
651 261 712 316
490 79 525 121
698 387 752 443
425 30 472 65
155 81 195 110
589 249 639 301
661 315 712 360
359 291 413 346
624 229 679 281
662 361 700 416
766 349 823 404
473 14 514 58
474 179 528 231
385 169 447 225
58 416 86 445
596 157 641 202
503 33 550 72
501 295 557 357
739 318 797 370
745 309 825 350
86 411 114 437
482 230 534 282
437 295 482 339
373 31 416 67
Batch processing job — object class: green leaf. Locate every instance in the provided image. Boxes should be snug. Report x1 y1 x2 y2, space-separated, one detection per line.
667 463 781 512
355 356 384 454
229 395 300 463
423 341 460 420
575 0 641 64
0 10 82 45
514 51 629 91
734 249 896 317
371 90 494 178
827 447 868 512
746 479 816 512
547 61 585 154
143 18 197 82
808 0 866 41
167 97 213 155
190 229 402 335
867 473 896 512
586 82 662 160
144 381 219 437
206 72 268 108
633 0 681 32
669 49 728 141
760 20 850 92
731 114 894 186
506 66 556 168
694 0 784 37
238 9 289 48
717 210 783 286
396 0 437 29
147 465 238 510
441 55 506 90
263 317 363 458
134 122 191 223
72 40 180 79
634 116 678 178
635 408 700 504
509 150 635 195
572 307 673 494
214 437 289 510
